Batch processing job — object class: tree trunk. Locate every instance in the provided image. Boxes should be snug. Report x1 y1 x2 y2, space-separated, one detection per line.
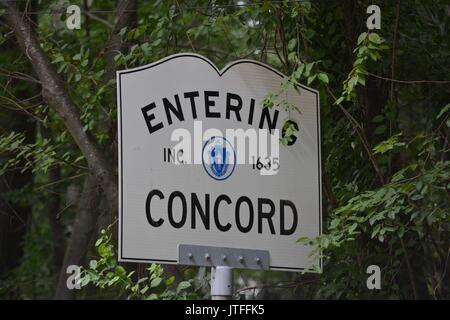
54 175 100 300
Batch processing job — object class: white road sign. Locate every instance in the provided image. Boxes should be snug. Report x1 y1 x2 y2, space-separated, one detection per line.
117 53 322 271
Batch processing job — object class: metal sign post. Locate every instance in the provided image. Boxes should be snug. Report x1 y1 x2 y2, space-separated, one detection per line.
211 266 233 300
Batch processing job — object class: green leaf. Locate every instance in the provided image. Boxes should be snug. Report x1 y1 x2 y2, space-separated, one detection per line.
329 218 340 229
374 124 387 135
373 133 404 154
334 96 344 105
304 62 314 77
290 6 298 18
297 236 310 243
300 1 311 12
368 33 381 44
317 73 329 84
293 63 305 80
288 51 297 63
136 277 148 285
349 223 358 233
411 194 423 201
288 38 297 51
140 285 149 294
371 224 381 238
152 39 162 47
372 115 384 123
108 276 120 286
80 274 90 287
177 281 191 291
150 277 162 288
357 32 367 45
165 276 175 286
95 238 103 247
436 103 450 119
115 265 126 276
147 293 159 300
98 243 108 258
52 55 64 63
119 27 127 36
307 74 317 85
57 62 67 73
89 260 97 270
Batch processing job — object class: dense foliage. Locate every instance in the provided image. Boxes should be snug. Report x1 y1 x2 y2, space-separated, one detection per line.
0 0 448 299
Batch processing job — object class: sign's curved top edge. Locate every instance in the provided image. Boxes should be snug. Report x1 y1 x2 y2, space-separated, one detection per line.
116 52 319 96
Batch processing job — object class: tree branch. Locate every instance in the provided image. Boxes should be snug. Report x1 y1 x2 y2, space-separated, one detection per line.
0 0 117 206
325 85 385 185
104 0 137 83
367 72 450 84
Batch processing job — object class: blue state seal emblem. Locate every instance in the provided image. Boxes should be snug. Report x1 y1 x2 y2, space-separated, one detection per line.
202 136 236 181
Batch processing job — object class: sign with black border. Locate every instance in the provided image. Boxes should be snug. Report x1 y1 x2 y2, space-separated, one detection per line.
117 53 321 272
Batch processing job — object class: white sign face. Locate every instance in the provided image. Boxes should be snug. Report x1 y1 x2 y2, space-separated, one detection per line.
117 53 321 272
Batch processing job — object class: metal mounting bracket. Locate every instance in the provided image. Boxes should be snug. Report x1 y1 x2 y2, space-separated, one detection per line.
178 244 270 270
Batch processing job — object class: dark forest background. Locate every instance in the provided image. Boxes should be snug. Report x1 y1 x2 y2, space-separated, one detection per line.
0 0 449 299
